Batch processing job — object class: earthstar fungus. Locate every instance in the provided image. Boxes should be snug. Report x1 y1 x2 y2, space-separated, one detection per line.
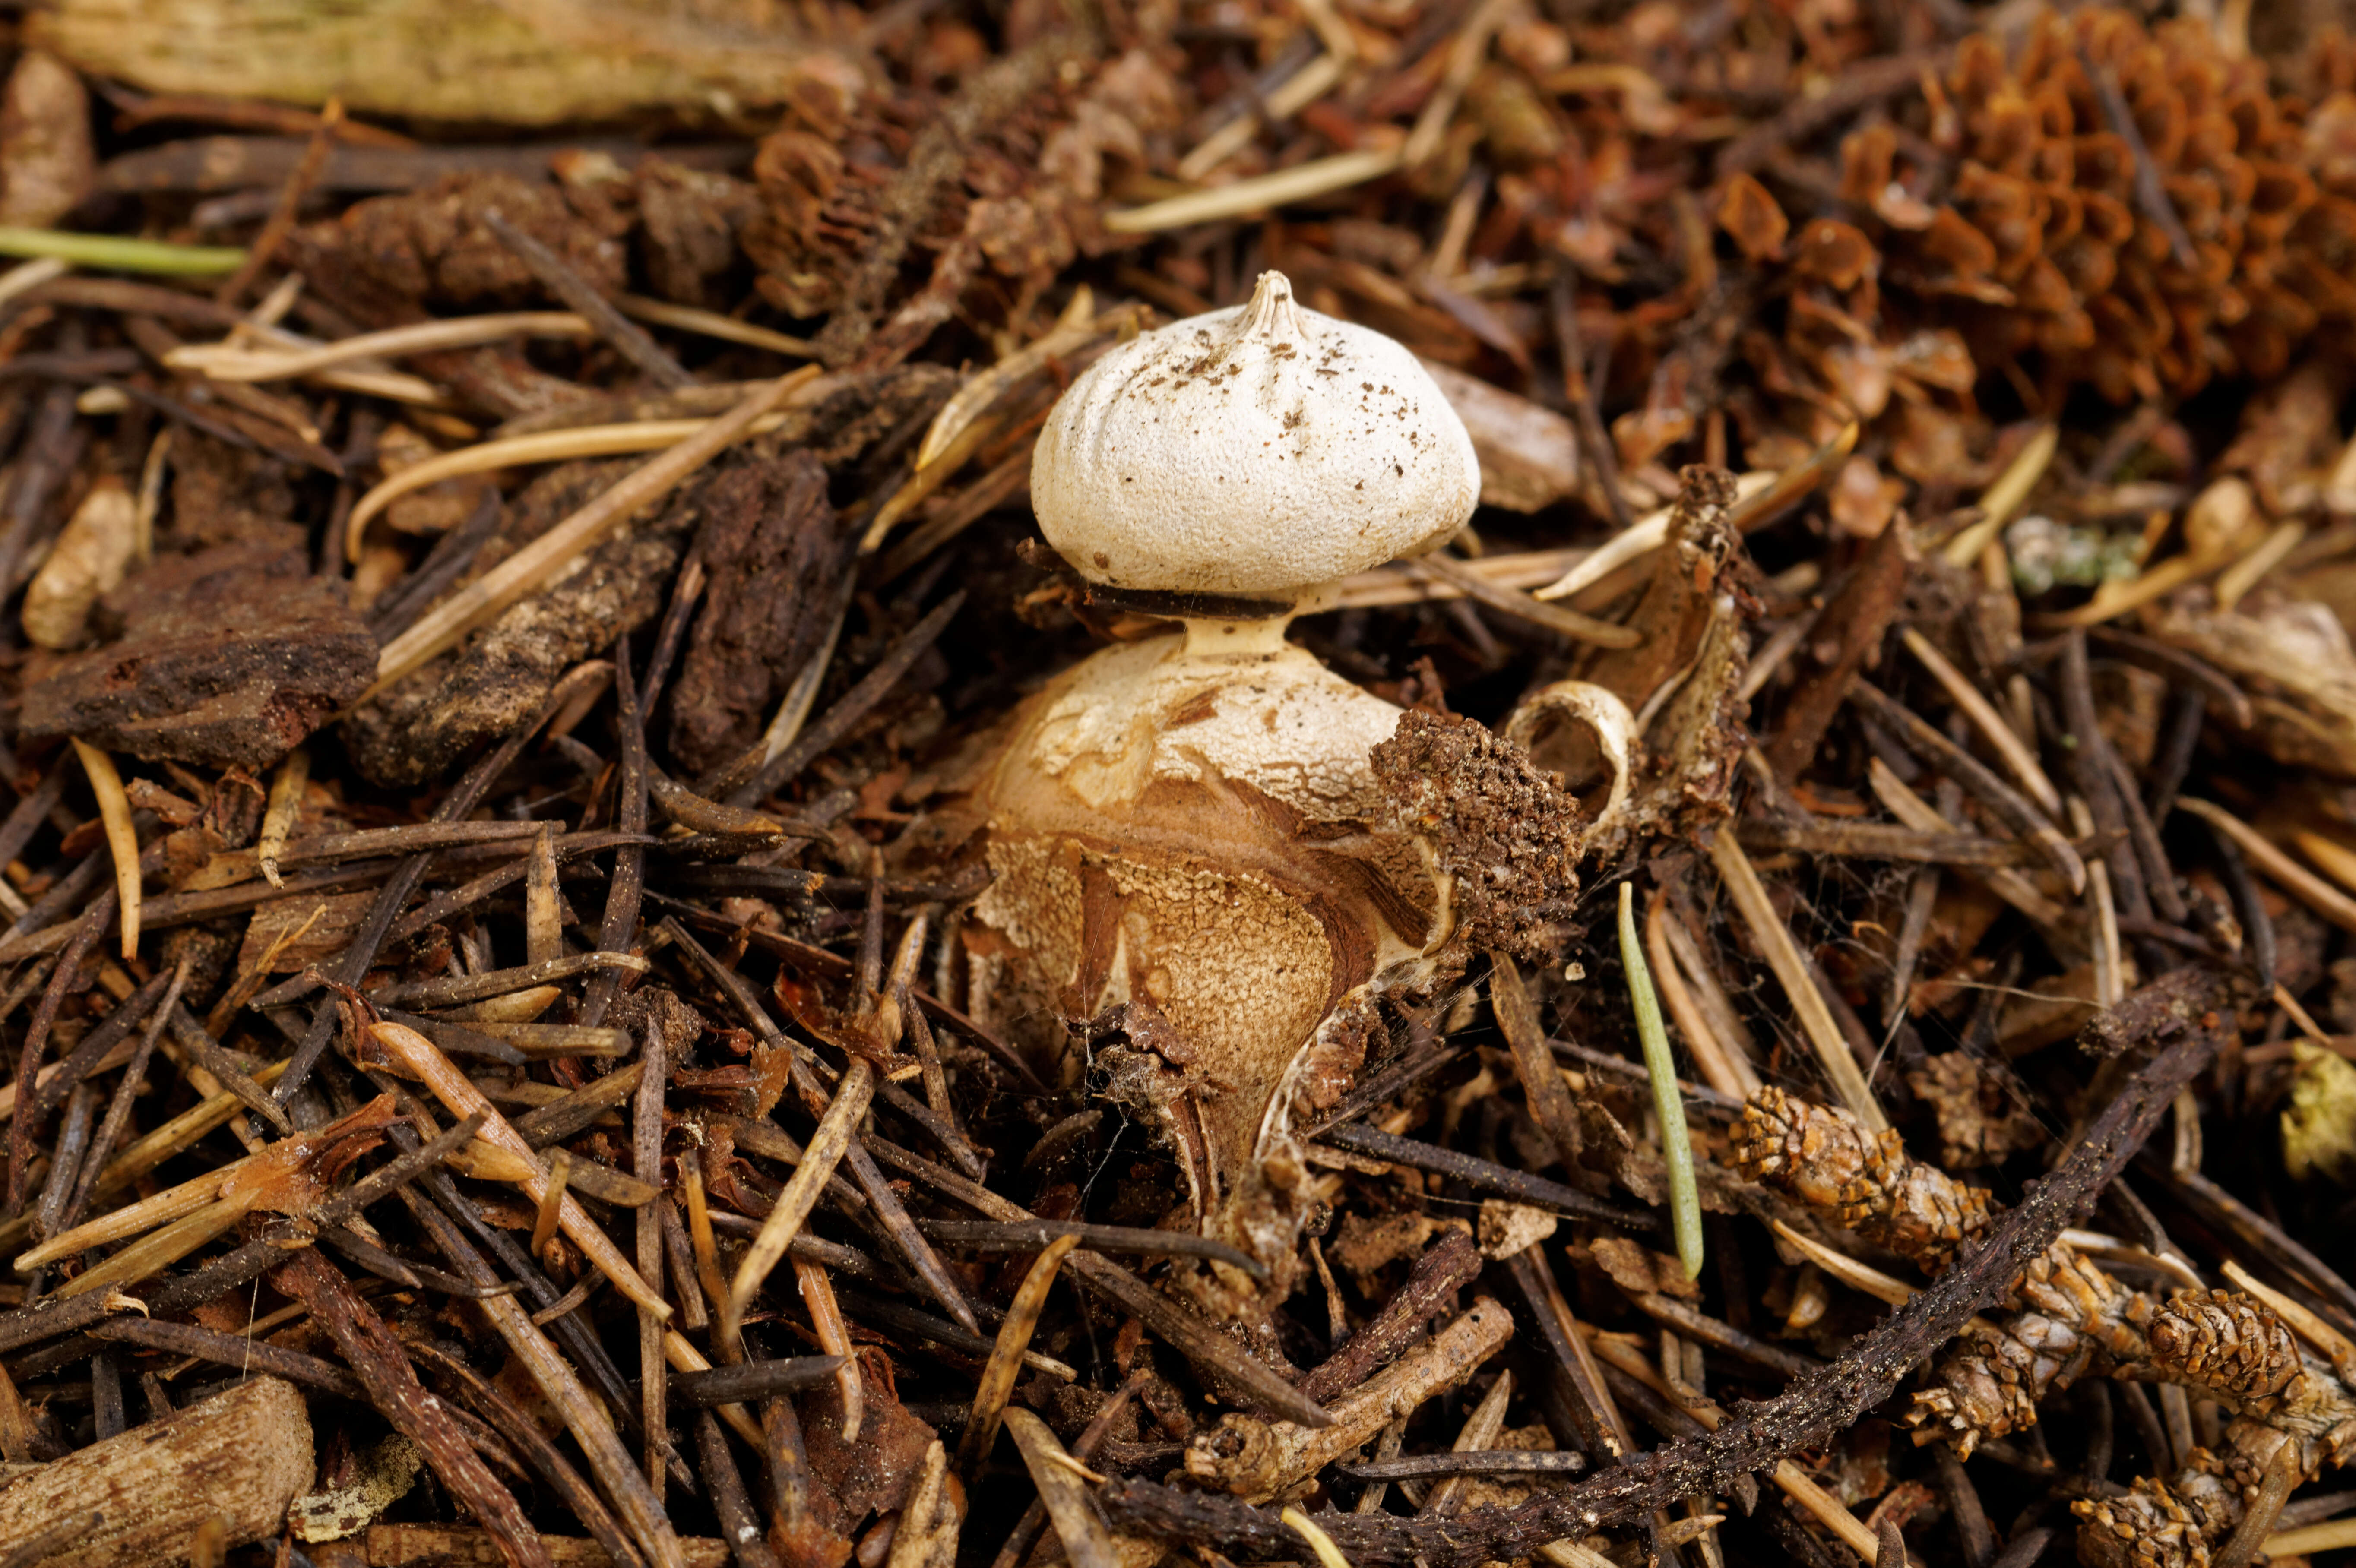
967 272 1628 1314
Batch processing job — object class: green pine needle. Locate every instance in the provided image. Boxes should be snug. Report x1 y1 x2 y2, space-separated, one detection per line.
0 228 246 275
1620 880 1703 1280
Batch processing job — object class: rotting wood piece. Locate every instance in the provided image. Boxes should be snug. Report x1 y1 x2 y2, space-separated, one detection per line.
0 1375 312 1568
664 449 848 777
21 543 375 769
1184 1296 1514 1502
1295 1227 1482 1407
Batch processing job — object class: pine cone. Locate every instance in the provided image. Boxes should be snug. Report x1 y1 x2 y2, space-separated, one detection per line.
1907 1244 2148 1452
1906 1052 2044 1169
2071 1465 2217 1568
2150 1290 2305 1402
2072 1428 2318 1568
1726 6 2356 453
1732 1087 1993 1270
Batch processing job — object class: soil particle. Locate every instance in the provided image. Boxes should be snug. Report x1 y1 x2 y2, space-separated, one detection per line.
635 160 761 308
155 438 304 558
1370 709 1582 962
312 171 632 309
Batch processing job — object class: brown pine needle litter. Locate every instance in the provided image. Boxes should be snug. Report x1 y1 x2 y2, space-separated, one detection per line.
4 6 2356 1568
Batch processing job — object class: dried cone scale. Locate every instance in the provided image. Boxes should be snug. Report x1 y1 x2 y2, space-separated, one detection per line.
969 272 1488 1314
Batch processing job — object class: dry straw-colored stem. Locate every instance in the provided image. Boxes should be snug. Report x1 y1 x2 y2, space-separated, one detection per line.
723 1056 874 1348
1103 149 1403 234
2223 1258 2356 1374
1899 627 2062 816
1179 0 1354 179
2213 1436 2303 1568
1943 422 2057 569
344 414 793 557
2181 796 2356 936
614 294 816 357
2294 829 2356 899
1868 759 2071 929
1708 829 1884 1130
1180 51 1348 178
529 1147 571 1261
795 1257 862 1445
1534 425 1854 602
1422 1369 1513 1516
1656 901 1761 1087
168 311 591 382
1283 1510 1355 1568
1331 547 1585 611
0 256 67 308
46 1198 253 1302
1401 0 1515 167
69 740 139 960
2075 798 2124 1008
1006 1410 1124 1568
255 746 307 890
368 1021 668 1320
910 296 1123 473
2216 518 2304 610
0 1058 294 1265
1416 552 1640 647
679 1150 732 1320
955 1234 1079 1474
1643 895 1754 1099
347 364 823 558
2268 1518 2356 1555
479 1283 688 1568
660 1330 765 1451
1769 1219 1917 1309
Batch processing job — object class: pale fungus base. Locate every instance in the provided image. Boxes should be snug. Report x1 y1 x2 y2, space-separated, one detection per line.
970 629 1454 1310
965 661 1625 1317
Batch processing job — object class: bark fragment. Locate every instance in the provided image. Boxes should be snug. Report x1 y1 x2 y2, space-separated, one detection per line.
23 543 374 769
666 451 851 776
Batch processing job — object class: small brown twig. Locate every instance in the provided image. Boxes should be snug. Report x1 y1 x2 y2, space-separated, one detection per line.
1299 1228 1484 1407
1547 264 1632 535
213 98 339 306
272 1246 552 1568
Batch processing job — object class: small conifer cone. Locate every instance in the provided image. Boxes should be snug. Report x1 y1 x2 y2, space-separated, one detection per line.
1732 1086 1995 1271
2150 1290 2305 1403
